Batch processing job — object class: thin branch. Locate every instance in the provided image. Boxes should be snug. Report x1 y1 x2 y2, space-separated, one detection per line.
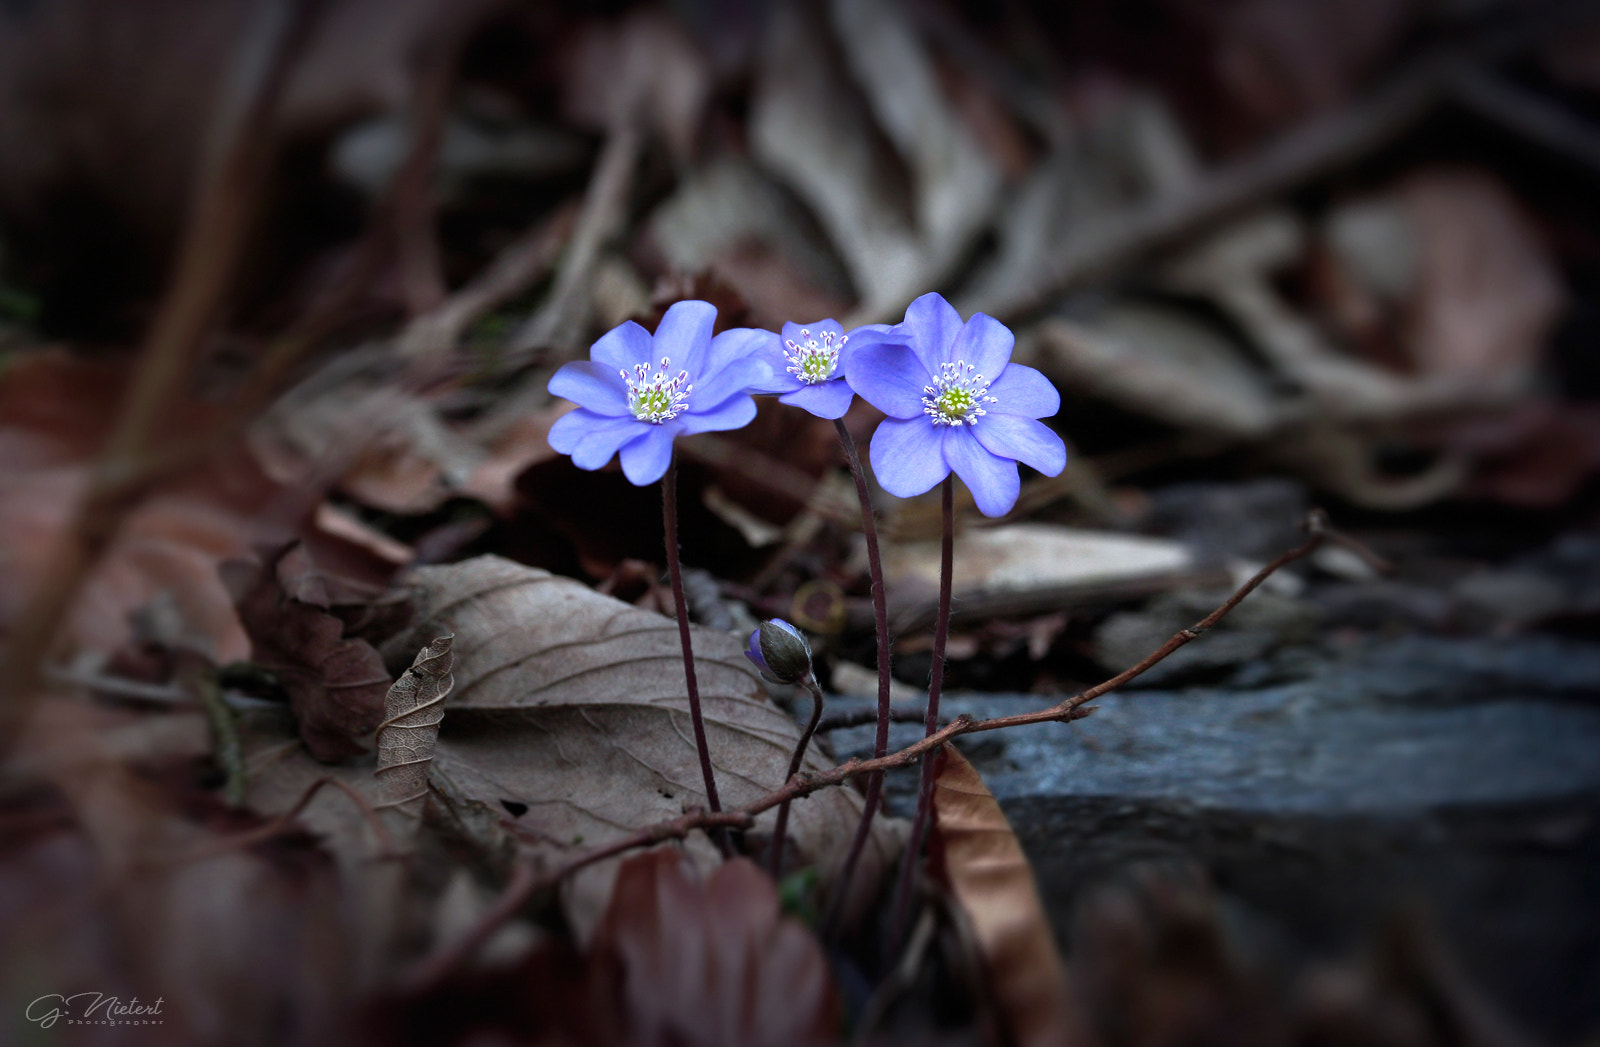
398 509 1352 985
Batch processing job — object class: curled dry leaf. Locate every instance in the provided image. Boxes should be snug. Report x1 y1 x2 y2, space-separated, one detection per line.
388 555 905 939
928 744 1087 1047
375 634 453 818
223 544 392 762
587 849 838 1047
883 523 1199 632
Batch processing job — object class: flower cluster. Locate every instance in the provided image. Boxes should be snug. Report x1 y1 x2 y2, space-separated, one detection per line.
546 292 1066 515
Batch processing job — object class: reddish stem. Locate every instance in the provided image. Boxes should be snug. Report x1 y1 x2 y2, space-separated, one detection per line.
662 459 725 841
826 418 894 934
769 675 825 877
888 475 954 952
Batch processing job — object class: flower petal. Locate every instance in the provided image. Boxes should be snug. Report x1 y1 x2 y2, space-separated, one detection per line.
695 342 778 405
590 320 655 372
547 407 597 454
986 362 1060 419
654 299 718 375
846 341 929 418
971 414 1067 476
679 394 758 434
706 327 782 389
781 318 845 345
897 292 964 371
780 379 855 419
548 360 629 415
868 417 950 498
949 312 1013 382
570 414 648 470
944 427 1021 517
618 422 681 485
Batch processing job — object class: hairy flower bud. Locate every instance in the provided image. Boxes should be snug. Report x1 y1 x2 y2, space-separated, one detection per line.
745 618 813 684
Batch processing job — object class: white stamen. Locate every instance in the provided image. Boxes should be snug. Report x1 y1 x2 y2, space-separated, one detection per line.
622 355 692 422
783 328 846 385
922 360 998 426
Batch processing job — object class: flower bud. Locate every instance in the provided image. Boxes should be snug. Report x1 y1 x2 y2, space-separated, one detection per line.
745 618 813 684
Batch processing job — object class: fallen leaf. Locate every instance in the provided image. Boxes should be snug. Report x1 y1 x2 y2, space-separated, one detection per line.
883 523 1201 632
586 849 839 1047
1399 168 1564 384
12 695 355 1044
928 745 1086 1047
387 554 905 938
223 543 393 762
376 634 453 819
750 0 999 321
1026 308 1283 441
0 350 309 662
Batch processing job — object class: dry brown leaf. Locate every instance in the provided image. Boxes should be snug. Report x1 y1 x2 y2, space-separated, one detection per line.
750 0 999 321
388 554 905 938
375 634 453 818
222 544 392 762
586 849 839 1047
928 744 1086 1047
0 350 313 662
12 696 354 1044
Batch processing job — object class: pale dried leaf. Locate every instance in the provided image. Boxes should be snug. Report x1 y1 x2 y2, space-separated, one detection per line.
1027 310 1283 440
389 555 905 939
750 0 998 320
375 634 453 818
929 745 1087 1047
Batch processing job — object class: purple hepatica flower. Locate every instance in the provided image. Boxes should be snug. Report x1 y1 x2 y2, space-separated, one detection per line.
845 292 1067 517
546 300 771 485
745 618 813 684
751 319 902 420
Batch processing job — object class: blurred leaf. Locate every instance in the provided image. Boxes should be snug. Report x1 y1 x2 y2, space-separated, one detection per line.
223 544 392 762
0 351 307 662
750 0 999 320
1399 168 1563 384
928 745 1087 1047
387 555 906 939
587 849 839 1047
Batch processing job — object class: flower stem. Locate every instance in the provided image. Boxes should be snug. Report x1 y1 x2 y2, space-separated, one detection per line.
662 457 727 853
769 675 825 878
888 475 953 953
825 418 893 936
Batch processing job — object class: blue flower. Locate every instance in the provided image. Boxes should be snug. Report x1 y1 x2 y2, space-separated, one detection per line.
546 300 771 485
844 292 1066 517
745 618 813 684
751 319 903 420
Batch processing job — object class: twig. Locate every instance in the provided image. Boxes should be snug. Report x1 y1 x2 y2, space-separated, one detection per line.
169 774 402 866
399 509 1352 984
185 664 245 807
401 809 755 990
